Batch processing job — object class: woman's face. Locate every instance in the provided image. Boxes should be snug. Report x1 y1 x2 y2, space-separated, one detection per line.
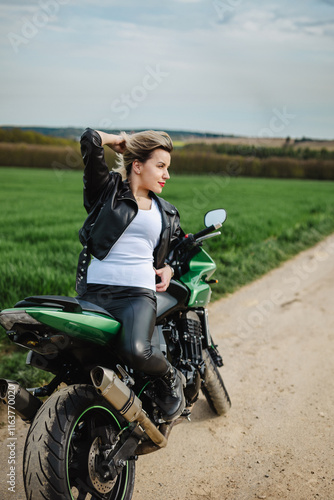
137 148 171 194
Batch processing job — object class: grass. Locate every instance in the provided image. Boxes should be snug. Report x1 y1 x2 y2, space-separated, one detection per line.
0 167 334 384
0 350 52 387
1 167 334 306
163 175 334 297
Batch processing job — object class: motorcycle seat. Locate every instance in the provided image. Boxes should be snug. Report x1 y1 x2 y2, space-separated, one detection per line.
77 298 115 319
15 295 115 319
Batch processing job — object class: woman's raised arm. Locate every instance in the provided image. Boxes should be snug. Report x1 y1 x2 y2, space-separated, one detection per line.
96 130 126 153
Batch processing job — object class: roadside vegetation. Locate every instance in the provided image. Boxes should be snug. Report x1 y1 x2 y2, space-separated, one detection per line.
1 127 334 179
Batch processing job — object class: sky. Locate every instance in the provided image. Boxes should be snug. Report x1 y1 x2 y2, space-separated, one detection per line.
0 0 333 139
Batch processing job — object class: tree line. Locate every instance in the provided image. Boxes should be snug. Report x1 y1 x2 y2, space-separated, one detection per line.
0 128 333 180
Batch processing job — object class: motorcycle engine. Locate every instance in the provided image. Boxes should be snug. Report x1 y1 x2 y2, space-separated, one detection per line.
180 311 203 365
179 311 203 404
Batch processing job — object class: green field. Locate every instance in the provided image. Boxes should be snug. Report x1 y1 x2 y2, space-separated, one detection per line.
1 167 334 311
1 167 334 383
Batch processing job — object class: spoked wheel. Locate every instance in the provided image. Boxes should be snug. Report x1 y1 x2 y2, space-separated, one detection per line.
23 385 135 500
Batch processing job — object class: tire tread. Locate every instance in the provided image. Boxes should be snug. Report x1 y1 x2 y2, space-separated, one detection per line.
201 348 231 416
23 384 135 500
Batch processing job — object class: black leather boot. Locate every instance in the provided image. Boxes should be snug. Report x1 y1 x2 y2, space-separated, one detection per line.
154 364 186 422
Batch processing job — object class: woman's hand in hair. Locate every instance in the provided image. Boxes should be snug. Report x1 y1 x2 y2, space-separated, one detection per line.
110 135 126 154
96 130 126 153
155 265 173 293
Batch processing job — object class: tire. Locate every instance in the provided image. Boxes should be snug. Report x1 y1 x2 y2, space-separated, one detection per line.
23 384 136 500
201 348 231 416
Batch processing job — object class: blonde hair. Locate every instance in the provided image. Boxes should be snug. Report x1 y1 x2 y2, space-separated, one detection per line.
114 130 173 179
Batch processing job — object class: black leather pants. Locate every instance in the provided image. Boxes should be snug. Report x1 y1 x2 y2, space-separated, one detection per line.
78 284 169 377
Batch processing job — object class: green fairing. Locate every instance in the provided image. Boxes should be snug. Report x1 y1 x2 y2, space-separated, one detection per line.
180 247 216 307
27 308 121 345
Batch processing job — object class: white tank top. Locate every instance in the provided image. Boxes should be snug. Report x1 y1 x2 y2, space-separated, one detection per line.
87 199 162 291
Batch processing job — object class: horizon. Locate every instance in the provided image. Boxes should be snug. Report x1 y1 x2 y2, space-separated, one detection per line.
0 124 332 142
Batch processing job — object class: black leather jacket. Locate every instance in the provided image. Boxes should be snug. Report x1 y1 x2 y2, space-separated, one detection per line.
76 128 183 295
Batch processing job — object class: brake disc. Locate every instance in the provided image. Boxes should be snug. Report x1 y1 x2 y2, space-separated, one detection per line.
88 437 117 494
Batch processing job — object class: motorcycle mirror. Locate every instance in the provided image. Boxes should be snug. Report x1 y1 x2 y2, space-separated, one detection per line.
204 209 227 228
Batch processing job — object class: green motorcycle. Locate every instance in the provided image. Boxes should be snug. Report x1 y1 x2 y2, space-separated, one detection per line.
0 208 231 500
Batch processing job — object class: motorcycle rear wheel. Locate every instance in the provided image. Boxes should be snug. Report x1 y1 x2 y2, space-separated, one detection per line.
201 348 231 415
23 384 135 500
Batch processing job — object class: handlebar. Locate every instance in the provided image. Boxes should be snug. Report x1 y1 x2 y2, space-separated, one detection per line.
192 222 222 240
169 210 226 274
169 220 224 276
173 222 223 254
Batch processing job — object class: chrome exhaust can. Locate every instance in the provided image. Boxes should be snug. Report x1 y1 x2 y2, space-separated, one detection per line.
91 366 142 422
90 366 167 448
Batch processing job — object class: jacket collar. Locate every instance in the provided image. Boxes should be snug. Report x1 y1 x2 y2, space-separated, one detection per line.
120 179 177 216
151 192 177 216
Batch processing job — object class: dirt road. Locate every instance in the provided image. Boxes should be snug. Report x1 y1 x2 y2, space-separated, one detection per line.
1 234 334 500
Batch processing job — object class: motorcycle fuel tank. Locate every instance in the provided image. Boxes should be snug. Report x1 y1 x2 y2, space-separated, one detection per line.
180 247 216 307
156 279 189 323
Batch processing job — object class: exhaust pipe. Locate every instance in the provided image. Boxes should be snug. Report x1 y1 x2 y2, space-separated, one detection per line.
135 421 175 455
0 379 42 422
91 366 167 449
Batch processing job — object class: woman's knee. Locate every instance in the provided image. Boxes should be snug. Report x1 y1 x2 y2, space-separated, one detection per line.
121 337 151 372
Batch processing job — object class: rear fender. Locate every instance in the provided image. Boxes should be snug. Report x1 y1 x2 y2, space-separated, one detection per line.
0 307 121 346
27 308 121 344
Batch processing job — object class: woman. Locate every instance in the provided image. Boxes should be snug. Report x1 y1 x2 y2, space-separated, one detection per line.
76 127 185 421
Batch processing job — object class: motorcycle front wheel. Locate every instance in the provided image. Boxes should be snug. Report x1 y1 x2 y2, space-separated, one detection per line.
23 384 136 500
201 348 231 415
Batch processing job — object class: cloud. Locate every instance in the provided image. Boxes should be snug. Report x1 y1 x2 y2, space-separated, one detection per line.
0 0 333 138
294 17 334 37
